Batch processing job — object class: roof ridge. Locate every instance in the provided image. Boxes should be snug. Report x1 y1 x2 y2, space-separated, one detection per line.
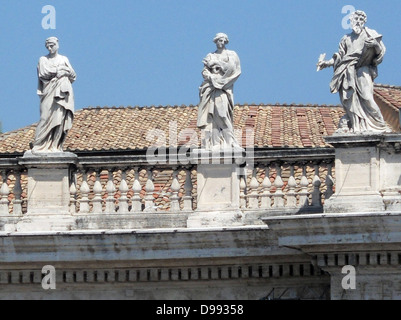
374 88 400 112
0 124 37 139
82 103 343 111
82 104 199 111
374 83 401 90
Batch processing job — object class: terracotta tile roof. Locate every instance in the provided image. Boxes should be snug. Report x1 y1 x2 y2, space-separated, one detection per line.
374 84 401 132
374 84 401 112
0 104 345 155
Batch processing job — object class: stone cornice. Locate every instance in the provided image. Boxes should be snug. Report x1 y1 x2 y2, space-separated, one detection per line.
0 147 335 170
0 226 303 264
263 212 401 253
324 133 401 148
0 261 327 286
18 151 78 168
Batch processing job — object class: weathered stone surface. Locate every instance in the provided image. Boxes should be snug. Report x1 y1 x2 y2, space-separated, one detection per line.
196 163 240 212
19 151 77 215
263 212 401 300
187 152 243 227
5 151 78 232
0 226 331 300
324 133 401 213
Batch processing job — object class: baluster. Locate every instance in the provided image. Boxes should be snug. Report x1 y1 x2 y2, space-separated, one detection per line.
240 173 247 209
312 163 322 207
105 169 116 213
247 167 260 209
13 170 23 216
69 181 77 214
144 168 155 212
272 163 284 208
131 167 142 212
69 170 77 215
325 162 334 201
79 170 90 213
170 168 180 212
92 170 103 214
0 171 9 215
286 164 297 208
260 165 272 209
298 163 309 207
182 167 193 211
118 169 129 213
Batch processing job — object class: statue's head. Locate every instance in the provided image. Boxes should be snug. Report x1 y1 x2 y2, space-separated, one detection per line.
351 10 367 35
213 33 229 49
45 37 59 54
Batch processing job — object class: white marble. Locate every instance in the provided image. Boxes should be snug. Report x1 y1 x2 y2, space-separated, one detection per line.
324 133 401 213
32 37 76 153
318 10 390 133
197 33 242 150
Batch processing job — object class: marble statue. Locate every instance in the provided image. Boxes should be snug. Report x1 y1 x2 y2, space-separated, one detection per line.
197 33 242 150
32 37 76 153
317 10 390 133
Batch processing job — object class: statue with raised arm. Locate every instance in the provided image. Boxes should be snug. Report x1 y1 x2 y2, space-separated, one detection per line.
32 37 76 153
317 10 390 133
197 33 242 150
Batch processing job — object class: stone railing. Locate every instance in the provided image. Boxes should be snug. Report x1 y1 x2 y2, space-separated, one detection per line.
0 148 335 230
68 149 334 216
68 160 334 217
241 160 334 214
70 165 195 214
0 160 27 217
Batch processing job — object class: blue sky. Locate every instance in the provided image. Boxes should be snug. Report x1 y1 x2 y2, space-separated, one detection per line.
1 0 401 133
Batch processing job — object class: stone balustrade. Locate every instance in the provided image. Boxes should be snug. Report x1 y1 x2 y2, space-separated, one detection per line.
66 160 334 216
241 160 334 214
0 168 26 217
70 165 195 214
0 150 335 230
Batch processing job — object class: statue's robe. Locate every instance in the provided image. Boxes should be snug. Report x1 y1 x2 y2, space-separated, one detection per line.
33 54 76 152
330 27 389 132
197 49 241 149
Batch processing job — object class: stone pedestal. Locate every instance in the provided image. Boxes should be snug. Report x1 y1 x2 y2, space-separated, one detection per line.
14 151 78 231
324 133 401 213
187 149 245 227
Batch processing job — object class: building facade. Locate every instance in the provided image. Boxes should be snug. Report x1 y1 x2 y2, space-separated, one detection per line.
0 86 400 300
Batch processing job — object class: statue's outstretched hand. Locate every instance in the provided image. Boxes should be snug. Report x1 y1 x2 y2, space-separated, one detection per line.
317 60 327 71
317 59 334 71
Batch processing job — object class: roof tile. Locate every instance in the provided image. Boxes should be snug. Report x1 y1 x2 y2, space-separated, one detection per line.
0 104 347 154
374 84 401 111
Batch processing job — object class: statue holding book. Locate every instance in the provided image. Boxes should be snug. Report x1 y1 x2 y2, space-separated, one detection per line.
197 33 242 150
317 10 390 133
